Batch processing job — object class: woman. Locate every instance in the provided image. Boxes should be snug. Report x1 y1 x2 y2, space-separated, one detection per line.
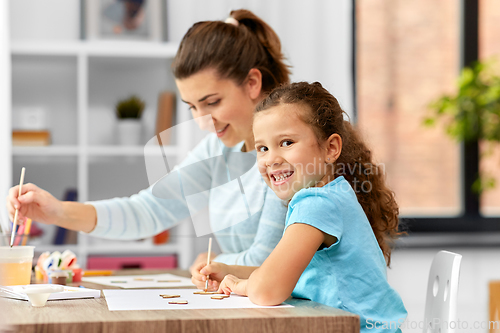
6 10 291 273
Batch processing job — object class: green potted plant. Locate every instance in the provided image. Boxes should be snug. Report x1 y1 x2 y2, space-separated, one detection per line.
115 95 145 145
425 58 500 192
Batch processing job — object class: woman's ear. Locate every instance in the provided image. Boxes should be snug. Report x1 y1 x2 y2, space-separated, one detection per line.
245 68 263 100
325 134 342 163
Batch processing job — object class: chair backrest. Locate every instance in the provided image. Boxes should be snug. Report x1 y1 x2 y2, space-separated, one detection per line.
423 250 462 333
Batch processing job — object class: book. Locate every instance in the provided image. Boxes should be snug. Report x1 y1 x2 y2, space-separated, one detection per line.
54 189 78 245
0 285 101 302
153 91 175 244
12 130 51 146
155 91 175 145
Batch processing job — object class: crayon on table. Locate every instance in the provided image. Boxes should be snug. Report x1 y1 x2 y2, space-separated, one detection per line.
83 270 113 276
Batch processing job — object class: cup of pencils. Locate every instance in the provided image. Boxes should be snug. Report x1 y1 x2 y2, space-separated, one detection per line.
0 245 35 286
12 218 33 246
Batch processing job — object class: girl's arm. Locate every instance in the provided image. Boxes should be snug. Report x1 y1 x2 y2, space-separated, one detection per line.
218 223 327 305
88 134 218 239
203 264 258 280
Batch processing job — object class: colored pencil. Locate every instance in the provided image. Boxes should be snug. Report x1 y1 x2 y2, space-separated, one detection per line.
21 218 32 246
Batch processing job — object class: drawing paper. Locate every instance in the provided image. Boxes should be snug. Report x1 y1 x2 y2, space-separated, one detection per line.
82 273 195 289
103 289 294 311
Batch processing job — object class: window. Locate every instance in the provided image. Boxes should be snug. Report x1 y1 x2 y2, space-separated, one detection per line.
355 0 499 233
479 0 500 217
356 0 461 216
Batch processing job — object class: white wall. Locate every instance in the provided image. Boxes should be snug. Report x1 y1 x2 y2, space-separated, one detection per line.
166 0 354 118
388 247 499 333
9 0 80 41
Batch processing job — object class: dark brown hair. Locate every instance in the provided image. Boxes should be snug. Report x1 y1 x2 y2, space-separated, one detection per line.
172 9 291 93
256 82 403 266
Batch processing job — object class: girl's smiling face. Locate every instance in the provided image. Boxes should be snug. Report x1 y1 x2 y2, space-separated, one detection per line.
176 68 261 150
253 104 339 201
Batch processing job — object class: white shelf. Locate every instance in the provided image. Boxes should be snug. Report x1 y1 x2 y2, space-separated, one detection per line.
88 145 180 157
11 41 82 56
12 145 181 157
11 40 179 58
33 244 80 254
86 41 179 58
3 0 197 270
8 37 194 269
13 146 79 156
86 242 180 255
33 242 180 256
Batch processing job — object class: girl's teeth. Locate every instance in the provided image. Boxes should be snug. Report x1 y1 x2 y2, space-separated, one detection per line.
274 172 292 181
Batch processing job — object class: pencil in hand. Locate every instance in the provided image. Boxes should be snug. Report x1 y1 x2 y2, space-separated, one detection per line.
204 237 212 291
10 167 26 247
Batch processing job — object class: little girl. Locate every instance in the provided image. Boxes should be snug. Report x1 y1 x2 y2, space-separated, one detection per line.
194 82 407 333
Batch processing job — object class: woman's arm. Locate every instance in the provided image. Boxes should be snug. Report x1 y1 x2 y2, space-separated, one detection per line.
87 134 218 239
59 201 97 233
6 183 97 233
6 134 217 238
218 223 326 305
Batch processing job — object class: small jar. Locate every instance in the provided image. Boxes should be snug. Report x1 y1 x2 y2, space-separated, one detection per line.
62 269 73 283
49 271 69 285
72 268 82 283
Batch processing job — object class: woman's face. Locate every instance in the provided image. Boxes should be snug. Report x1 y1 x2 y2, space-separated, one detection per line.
176 68 258 149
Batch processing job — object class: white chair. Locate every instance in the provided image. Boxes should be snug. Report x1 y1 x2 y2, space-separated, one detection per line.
423 250 462 333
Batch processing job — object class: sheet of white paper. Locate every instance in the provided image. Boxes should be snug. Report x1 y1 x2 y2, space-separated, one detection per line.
103 289 294 311
82 273 195 289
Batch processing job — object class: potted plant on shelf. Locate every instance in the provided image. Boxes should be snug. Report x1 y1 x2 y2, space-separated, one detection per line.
425 58 500 193
115 95 145 146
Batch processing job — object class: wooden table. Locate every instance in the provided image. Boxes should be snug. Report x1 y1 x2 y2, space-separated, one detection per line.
1 269 359 333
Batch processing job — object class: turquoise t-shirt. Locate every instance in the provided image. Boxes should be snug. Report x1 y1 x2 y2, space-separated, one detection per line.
286 176 407 333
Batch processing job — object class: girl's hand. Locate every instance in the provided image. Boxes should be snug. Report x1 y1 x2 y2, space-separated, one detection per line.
6 183 63 226
218 274 248 296
189 251 217 276
191 261 230 291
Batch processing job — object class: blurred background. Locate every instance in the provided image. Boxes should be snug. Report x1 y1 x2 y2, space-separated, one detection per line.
1 1 499 332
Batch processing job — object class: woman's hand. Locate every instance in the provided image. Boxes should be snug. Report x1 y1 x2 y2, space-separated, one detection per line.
191 261 230 291
6 183 63 226
218 274 248 296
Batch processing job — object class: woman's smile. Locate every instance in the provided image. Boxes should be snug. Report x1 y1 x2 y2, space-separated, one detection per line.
216 124 230 138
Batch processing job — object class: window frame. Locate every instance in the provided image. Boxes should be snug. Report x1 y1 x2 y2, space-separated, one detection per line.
353 0 500 236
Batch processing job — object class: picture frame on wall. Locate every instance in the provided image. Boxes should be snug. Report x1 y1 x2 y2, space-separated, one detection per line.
85 0 162 41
